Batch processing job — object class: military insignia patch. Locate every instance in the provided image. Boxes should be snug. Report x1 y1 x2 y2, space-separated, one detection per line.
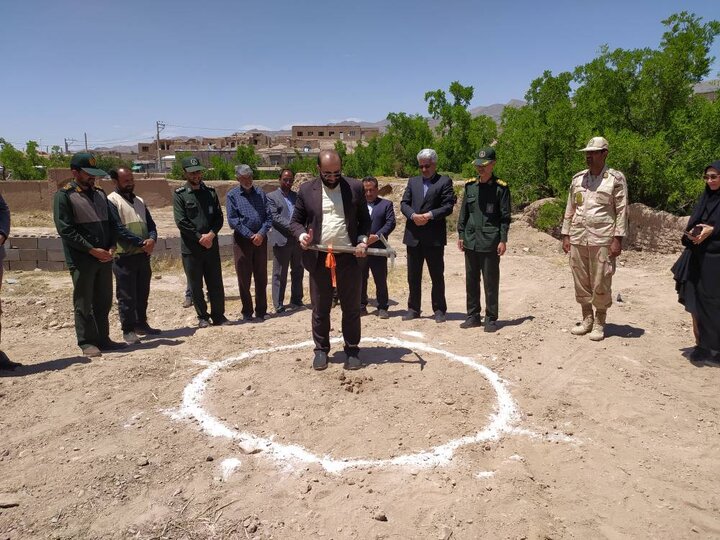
575 192 583 205
191 158 199 166
603 172 608 179
89 157 96 166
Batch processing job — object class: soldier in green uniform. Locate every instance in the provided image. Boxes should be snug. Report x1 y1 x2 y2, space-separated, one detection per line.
457 147 511 332
54 153 137 357
173 156 227 328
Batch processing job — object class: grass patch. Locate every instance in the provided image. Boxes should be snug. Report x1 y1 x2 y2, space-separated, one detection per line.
535 199 565 238
12 210 54 228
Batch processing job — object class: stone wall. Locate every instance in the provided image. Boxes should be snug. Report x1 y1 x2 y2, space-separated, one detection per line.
3 234 235 271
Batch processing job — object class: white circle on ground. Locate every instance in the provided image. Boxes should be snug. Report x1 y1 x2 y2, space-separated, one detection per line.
173 337 520 473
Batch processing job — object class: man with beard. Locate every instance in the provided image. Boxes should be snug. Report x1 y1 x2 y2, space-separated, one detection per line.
290 150 370 371
54 153 133 357
107 168 161 344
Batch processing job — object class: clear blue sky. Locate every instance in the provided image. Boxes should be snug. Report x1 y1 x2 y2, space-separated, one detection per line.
1 0 718 151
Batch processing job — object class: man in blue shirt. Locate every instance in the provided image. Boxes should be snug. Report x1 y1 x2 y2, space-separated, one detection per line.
227 164 272 322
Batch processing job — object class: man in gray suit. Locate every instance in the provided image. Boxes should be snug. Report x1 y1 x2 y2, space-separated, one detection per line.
267 168 304 313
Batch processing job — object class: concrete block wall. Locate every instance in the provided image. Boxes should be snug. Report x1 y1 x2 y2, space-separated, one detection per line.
2 233 235 271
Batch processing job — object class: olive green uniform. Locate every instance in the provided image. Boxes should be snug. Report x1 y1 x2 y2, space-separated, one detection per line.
173 181 226 323
54 181 119 347
457 175 511 322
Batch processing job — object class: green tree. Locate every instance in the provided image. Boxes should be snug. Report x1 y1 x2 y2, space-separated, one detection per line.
234 144 261 173
424 81 476 173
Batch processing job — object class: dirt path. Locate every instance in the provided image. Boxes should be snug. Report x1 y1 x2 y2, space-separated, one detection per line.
0 220 718 539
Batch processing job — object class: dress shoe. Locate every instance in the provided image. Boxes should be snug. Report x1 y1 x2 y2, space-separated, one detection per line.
182 296 193 308
197 318 210 328
241 314 254 323
0 351 21 370
402 310 419 321
434 310 446 323
689 346 712 363
255 313 270 322
123 331 140 344
98 339 127 351
360 305 369 316
377 309 389 319
80 344 102 358
345 355 361 370
289 302 304 310
274 306 286 314
313 351 328 371
211 316 230 326
460 316 482 329
484 319 498 333
135 323 161 335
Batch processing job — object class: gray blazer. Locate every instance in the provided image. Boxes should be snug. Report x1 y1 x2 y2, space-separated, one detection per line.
267 188 298 248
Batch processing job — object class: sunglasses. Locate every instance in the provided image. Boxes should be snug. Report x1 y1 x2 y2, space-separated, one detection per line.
321 170 341 178
703 174 720 180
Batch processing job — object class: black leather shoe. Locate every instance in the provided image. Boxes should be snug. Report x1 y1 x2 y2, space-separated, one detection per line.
212 316 230 326
198 319 210 328
345 355 361 370
689 346 712 363
402 310 419 321
313 351 328 371
434 310 446 323
98 339 128 351
484 319 498 333
460 316 482 329
135 323 161 335
0 351 21 370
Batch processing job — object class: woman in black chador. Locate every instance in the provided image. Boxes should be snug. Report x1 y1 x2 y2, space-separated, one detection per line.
673 160 720 362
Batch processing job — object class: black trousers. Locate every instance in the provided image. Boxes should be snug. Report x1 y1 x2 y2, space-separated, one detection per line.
182 247 225 322
464 250 500 321
406 244 446 314
70 261 113 347
271 241 304 310
360 255 389 310
113 253 152 332
308 252 361 356
232 236 268 318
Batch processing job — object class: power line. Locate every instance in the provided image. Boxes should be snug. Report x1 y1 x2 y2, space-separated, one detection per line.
164 123 243 132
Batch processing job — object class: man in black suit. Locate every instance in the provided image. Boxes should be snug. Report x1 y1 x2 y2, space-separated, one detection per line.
400 148 456 322
360 176 396 319
267 168 304 314
290 150 370 371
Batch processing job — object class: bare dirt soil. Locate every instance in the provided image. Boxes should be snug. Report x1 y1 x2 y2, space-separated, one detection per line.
0 218 718 539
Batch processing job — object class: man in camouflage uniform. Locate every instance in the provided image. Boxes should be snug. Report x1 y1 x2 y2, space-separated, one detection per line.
457 147 511 333
173 156 227 328
562 137 629 341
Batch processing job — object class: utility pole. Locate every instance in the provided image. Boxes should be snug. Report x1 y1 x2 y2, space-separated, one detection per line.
156 121 166 172
64 138 78 154
84 132 88 151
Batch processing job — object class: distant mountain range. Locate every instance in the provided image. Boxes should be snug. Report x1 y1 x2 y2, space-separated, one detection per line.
93 99 526 153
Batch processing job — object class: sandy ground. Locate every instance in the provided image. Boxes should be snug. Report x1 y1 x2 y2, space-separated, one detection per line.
0 218 718 540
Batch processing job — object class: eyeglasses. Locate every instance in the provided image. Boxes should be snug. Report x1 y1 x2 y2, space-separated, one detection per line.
419 164 434 170
321 170 341 178
703 174 720 180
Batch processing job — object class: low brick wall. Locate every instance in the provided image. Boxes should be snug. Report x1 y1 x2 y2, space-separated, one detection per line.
3 233 236 271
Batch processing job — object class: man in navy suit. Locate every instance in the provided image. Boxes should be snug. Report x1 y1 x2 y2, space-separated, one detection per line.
400 148 456 322
360 176 396 319
267 168 304 313
289 150 371 371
